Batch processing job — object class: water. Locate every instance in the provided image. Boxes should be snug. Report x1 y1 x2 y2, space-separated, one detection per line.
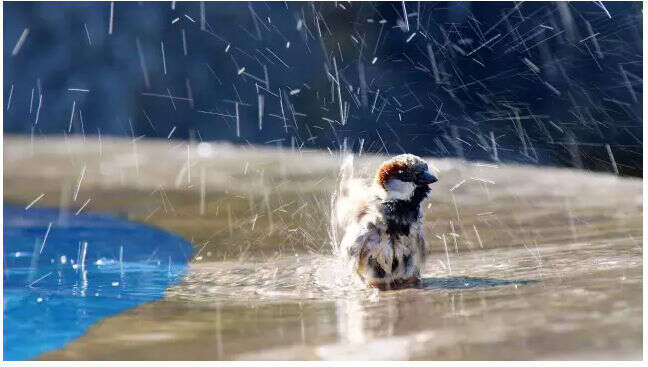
3 205 193 360
4 137 642 360
168 255 536 303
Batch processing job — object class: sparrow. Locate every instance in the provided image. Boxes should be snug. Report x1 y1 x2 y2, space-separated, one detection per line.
332 154 438 289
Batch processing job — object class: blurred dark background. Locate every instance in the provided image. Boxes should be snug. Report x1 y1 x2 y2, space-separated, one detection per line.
4 2 643 176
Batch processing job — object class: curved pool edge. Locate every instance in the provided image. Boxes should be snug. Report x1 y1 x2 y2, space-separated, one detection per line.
3 205 194 361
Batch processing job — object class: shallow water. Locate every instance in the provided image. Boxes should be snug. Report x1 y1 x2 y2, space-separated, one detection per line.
4 136 642 360
3 205 192 360
168 253 538 303
37 239 641 360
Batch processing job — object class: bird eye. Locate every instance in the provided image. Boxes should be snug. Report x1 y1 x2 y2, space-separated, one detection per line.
398 170 403 174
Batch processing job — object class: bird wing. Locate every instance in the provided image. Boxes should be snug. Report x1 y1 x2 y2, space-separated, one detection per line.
340 222 393 276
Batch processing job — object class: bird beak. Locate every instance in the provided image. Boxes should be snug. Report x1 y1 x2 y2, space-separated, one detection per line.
417 171 438 185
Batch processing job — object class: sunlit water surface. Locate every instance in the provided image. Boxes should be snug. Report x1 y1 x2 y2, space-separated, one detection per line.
3 137 642 360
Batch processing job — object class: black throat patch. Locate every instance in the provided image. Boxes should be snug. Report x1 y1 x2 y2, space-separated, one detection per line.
379 184 430 236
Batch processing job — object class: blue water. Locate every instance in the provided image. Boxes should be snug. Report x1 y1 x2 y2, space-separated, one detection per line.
3 205 193 360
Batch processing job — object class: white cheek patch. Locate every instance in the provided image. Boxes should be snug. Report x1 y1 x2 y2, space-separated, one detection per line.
384 178 415 201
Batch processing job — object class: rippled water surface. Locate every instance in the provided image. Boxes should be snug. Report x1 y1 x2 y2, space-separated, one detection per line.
3 205 193 360
4 137 642 360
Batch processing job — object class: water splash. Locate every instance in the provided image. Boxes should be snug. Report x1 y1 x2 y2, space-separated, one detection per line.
3 205 193 360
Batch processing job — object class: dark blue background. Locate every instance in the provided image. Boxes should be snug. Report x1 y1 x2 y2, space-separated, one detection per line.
4 2 643 175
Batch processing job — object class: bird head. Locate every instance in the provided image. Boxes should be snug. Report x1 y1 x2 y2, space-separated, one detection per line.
376 154 438 202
